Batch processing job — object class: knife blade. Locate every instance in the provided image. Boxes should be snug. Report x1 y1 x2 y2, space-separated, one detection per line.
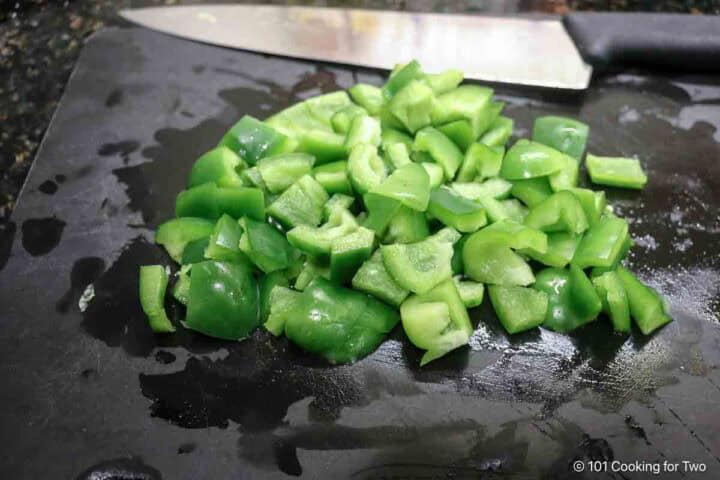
120 5 592 90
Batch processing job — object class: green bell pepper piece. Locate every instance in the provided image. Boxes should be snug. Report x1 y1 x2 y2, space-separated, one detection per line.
479 116 514 148
324 193 355 220
263 285 301 336
427 186 488 233
256 153 315 194
453 276 485 308
533 265 603 333
591 269 631 333
348 144 387 195
181 237 209 265
382 234 455 294
522 232 580 268
384 206 430 244
400 279 472 365
463 242 534 286
475 194 510 224
155 217 215 263
259 271 290 322
204 214 246 263
421 162 445 189
450 234 468 275
239 217 296 273
586 153 648 190
532 116 589 160
175 183 265 221
352 250 410 306
371 162 431 212
385 142 412 169
572 214 630 269
345 115 381 149
500 139 566 180
488 285 547 334
451 178 513 201
568 188 606 227
189 146 245 188
305 91 355 127
266 101 329 137
240 166 266 190
287 206 358 256
524 190 589 234
616 267 672 335
296 130 346 164
285 277 400 364
267 175 328 228
313 160 353 195
220 115 293 165
424 69 463 94
330 226 375 284
438 120 475 152
382 60 424 99
363 191 402 236
380 128 414 152
499 199 528 223
349 83 384 115
414 127 464 179
456 143 504 182
139 265 175 333
331 103 367 134
388 80 434 133
431 85 495 137
548 152 579 192
510 177 552 207
172 267 191 305
185 260 259 340
294 258 331 291
468 219 547 251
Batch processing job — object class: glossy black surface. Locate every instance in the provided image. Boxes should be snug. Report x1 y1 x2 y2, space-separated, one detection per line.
0 28 719 479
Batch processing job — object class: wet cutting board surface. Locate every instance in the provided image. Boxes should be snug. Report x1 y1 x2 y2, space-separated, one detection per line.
1 27 719 479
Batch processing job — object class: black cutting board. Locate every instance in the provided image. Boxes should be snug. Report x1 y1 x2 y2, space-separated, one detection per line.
1 27 719 480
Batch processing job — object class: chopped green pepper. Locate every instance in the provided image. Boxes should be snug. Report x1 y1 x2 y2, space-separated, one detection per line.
189 146 245 188
617 267 672 335
175 183 265 221
287 207 358 256
384 206 429 244
522 232 580 268
181 237 209 265
348 144 387 195
345 115 381 149
263 285 301 336
572 215 629 269
427 186 488 233
257 153 315 194
533 265 602 333
348 83 384 115
204 214 246 263
424 69 463 94
259 270 290 322
382 60 424 99
331 104 367 134
451 178 513 201
488 285 547 334
591 269 631 333
586 154 648 189
453 276 485 308
380 128 414 152
548 152 579 192
296 130 346 164
532 116 589 160
239 217 296 273
479 116 513 148
267 175 328 228
329 226 375 284
568 188 606 227
382 234 454 294
285 278 400 364
431 85 495 137
186 260 260 340
510 177 552 207
385 142 412 169
400 279 472 365
172 267 191 305
524 190 589 235
313 160 353 195
294 258 330 291
456 143 503 182
438 120 475 152
500 139 566 180
388 80 434 133
220 115 293 165
139 265 175 333
371 162 430 212
155 217 215 262
421 162 445 189
363 191 402 236
352 250 409 306
414 127 464 179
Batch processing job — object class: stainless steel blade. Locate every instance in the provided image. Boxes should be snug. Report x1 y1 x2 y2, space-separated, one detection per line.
120 5 592 90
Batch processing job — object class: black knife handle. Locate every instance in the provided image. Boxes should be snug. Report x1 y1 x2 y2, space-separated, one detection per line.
563 12 720 72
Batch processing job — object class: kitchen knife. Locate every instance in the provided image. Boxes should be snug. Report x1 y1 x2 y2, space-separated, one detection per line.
120 5 720 90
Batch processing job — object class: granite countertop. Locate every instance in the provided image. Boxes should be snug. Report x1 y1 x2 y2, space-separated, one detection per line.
0 0 717 236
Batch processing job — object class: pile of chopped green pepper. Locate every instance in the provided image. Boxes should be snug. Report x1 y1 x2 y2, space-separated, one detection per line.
139 60 672 366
